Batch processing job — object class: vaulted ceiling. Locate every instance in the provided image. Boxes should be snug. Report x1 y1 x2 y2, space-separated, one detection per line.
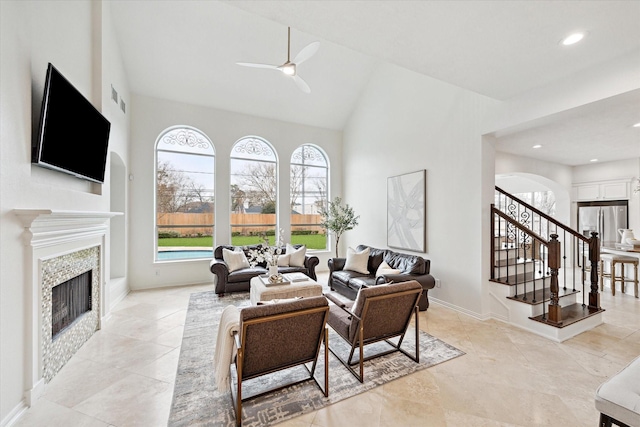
109 1 640 166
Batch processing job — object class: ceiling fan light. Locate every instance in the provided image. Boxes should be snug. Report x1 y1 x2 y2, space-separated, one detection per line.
561 32 585 46
281 63 296 76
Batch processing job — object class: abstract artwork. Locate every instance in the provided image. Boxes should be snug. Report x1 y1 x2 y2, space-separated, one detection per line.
387 170 426 252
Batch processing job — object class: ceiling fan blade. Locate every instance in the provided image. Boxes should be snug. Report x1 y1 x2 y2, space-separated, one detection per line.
293 41 320 65
292 75 311 94
236 62 279 70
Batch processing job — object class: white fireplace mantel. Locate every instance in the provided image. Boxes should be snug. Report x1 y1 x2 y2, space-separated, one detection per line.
14 209 122 406
14 209 122 248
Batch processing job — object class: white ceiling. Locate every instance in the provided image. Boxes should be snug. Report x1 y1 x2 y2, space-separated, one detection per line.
109 0 640 166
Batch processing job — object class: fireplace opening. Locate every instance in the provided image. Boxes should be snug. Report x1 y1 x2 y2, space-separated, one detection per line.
52 270 92 339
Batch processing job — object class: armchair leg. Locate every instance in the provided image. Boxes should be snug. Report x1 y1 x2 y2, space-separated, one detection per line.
324 327 329 397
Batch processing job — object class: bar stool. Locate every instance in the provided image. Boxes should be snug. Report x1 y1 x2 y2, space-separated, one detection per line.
600 254 639 298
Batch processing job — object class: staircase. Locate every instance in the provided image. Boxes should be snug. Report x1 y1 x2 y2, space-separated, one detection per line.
490 187 605 342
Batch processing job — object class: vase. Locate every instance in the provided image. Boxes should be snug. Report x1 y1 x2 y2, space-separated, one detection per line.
268 265 278 277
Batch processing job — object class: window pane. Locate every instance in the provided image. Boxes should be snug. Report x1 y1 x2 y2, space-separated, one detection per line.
291 145 328 250
156 127 214 261
231 137 277 246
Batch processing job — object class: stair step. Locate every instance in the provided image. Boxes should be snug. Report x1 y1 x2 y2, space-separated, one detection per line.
491 272 549 286
507 287 579 305
494 258 537 267
529 303 605 328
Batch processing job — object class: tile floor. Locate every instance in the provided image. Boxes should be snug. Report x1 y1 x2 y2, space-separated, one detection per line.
13 273 640 427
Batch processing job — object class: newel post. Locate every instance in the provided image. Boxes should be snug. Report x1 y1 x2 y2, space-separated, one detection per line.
589 232 601 309
548 234 562 324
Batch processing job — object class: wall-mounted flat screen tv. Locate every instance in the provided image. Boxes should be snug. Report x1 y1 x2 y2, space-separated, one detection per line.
33 63 111 183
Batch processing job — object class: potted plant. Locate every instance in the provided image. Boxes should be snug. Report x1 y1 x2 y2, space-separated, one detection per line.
319 197 360 257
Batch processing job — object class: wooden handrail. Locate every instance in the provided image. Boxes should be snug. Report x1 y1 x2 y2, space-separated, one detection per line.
492 188 602 314
495 186 588 243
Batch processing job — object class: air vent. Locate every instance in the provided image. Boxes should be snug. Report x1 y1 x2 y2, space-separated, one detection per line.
120 99 126 113
111 85 118 103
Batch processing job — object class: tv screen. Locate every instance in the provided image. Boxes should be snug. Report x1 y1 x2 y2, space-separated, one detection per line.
33 63 111 183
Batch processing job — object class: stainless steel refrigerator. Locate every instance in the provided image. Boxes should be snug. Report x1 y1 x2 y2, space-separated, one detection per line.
577 201 629 246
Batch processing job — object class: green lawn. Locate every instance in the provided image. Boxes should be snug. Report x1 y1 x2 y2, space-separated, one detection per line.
158 234 327 250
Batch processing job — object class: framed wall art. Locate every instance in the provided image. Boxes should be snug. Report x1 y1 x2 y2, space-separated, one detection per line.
387 169 426 252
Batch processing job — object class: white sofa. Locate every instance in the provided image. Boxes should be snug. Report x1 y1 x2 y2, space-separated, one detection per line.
595 355 640 427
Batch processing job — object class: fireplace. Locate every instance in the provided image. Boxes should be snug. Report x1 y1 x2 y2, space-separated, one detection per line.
51 270 92 339
41 246 101 382
14 209 120 405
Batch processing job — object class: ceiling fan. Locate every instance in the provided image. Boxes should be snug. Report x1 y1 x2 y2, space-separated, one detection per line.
237 27 319 94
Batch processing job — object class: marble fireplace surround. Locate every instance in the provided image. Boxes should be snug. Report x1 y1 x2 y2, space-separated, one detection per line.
14 209 121 405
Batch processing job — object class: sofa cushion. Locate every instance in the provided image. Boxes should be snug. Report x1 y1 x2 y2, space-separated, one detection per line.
344 247 370 274
228 266 267 283
331 270 365 288
595 355 640 427
376 260 401 276
385 251 425 275
277 253 290 266
348 277 377 289
223 248 250 272
286 243 306 267
356 245 385 273
277 265 307 275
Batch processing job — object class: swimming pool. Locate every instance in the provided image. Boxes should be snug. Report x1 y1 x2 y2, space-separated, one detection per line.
157 250 213 261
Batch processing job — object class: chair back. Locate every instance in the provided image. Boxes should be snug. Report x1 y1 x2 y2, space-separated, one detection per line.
238 296 329 379
349 281 422 342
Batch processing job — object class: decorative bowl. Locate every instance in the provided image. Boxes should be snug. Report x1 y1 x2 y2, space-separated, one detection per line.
268 274 285 284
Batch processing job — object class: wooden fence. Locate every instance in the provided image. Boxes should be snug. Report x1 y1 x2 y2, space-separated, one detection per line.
157 213 324 236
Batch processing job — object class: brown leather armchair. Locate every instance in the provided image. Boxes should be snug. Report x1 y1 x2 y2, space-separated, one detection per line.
230 296 329 426
325 280 422 382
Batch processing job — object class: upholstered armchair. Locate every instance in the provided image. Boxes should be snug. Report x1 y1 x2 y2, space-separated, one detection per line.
230 296 329 426
325 280 422 382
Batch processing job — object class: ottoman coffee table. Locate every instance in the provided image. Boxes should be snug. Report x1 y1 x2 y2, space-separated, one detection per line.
250 274 323 305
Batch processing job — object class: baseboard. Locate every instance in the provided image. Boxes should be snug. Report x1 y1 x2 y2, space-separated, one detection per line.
1 400 28 427
109 276 128 305
429 297 491 321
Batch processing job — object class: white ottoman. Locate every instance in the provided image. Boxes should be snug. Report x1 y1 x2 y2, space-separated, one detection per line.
249 275 323 305
595 355 640 427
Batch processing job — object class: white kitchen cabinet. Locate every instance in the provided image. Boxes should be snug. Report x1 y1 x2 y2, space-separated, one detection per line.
573 180 629 201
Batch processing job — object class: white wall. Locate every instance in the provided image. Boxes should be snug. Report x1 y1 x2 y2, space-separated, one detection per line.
102 2 131 307
342 63 501 316
0 1 129 423
128 94 343 290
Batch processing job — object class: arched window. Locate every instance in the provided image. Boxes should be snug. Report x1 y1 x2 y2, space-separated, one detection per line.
290 144 329 250
230 136 278 245
155 126 215 261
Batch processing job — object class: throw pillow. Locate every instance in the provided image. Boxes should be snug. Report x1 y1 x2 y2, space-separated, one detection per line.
286 243 306 267
344 246 370 274
222 248 250 273
376 260 401 277
257 296 303 305
276 253 290 267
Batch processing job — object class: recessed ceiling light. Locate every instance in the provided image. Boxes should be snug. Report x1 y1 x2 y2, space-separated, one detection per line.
590 159 598 162
561 32 585 46
633 122 640 128
532 144 542 149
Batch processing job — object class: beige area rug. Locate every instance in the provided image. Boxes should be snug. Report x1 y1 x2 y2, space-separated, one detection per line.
168 290 465 427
